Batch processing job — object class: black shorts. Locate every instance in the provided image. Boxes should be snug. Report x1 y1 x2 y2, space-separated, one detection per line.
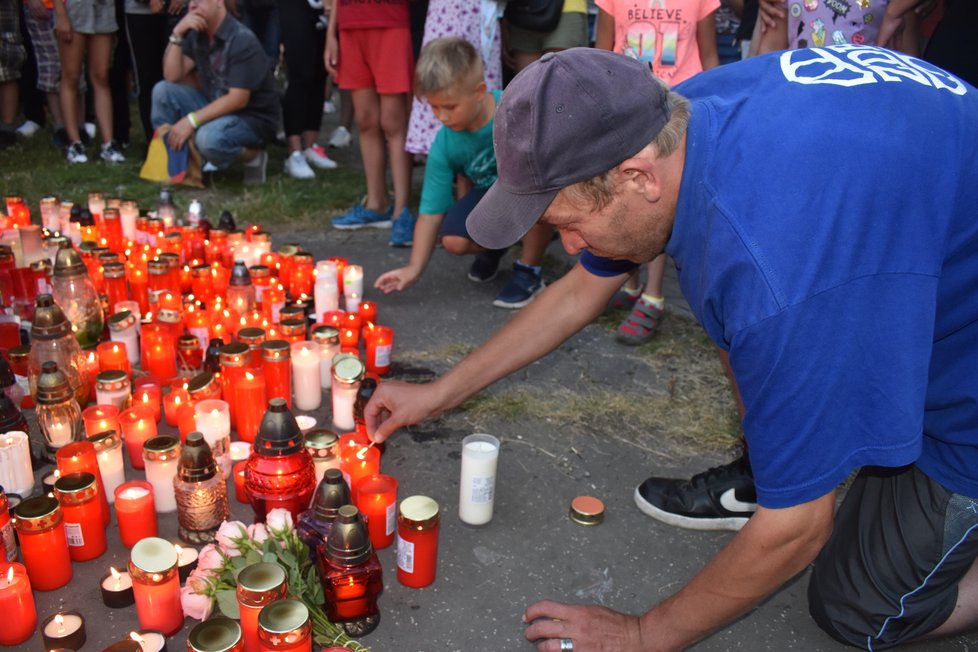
438 187 488 241
808 465 978 650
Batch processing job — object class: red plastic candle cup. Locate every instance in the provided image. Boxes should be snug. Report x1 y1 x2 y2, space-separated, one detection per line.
357 301 377 325
13 497 73 591
364 325 394 376
396 495 441 589
338 327 359 350
54 472 107 562
233 461 249 503
177 402 197 441
97 341 131 375
83 404 122 438
321 310 345 328
235 369 267 443
162 388 188 427
55 441 110 527
115 481 157 547
356 474 398 550
338 431 370 451
129 537 183 636
339 445 379 504
0 563 37 645
133 378 162 423
260 340 291 409
119 407 158 469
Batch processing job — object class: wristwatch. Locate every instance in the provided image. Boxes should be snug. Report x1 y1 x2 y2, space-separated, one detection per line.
168 33 182 45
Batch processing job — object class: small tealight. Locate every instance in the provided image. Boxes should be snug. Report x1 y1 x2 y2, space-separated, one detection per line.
569 495 605 526
174 543 199 582
42 469 61 493
295 415 316 433
229 441 252 462
41 611 87 651
131 629 168 652
101 566 136 608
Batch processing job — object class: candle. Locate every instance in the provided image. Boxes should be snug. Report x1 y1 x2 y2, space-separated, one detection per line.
342 264 363 297
41 468 60 494
229 440 252 462
236 562 288 652
459 433 500 525
129 537 184 636
114 481 157 547
344 291 361 313
83 403 121 438
396 495 441 588
339 445 379 504
143 436 180 513
41 611 87 650
101 566 136 608
233 461 248 503
357 300 377 325
174 543 198 582
260 340 291 409
12 497 73 590
162 388 188 427
133 380 162 423
55 440 110 526
90 429 126 503
331 355 364 432
194 399 232 478
120 406 158 469
97 340 131 375
313 271 339 322
257 599 313 652
0 430 33 496
310 326 339 389
95 369 132 410
188 617 243 652
131 629 167 652
356 474 397 550
144 337 177 383
338 327 359 349
364 324 394 376
54 471 107 561
295 415 316 433
235 369 267 443
304 429 341 488
290 341 322 411
0 563 37 645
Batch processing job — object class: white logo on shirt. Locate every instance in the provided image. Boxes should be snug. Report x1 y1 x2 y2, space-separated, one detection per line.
781 44 967 95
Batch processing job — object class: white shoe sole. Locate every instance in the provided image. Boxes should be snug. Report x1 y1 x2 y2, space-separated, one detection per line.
633 486 750 532
331 220 392 230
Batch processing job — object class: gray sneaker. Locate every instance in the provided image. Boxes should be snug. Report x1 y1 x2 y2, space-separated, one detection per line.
66 141 88 164
243 150 268 185
100 142 126 163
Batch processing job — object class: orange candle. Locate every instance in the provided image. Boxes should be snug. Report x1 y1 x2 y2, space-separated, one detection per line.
355 474 397 550
55 441 110 527
54 472 107 561
133 379 162 423
82 404 122 438
97 341 131 375
338 327 359 350
12 497 73 591
129 538 183 636
119 406 158 469
234 370 266 443
162 389 188 427
233 461 249 503
145 338 177 383
260 340 291 408
0 563 37 645
114 481 157 547
177 402 197 441
357 301 377 325
363 325 394 376
339 445 380 503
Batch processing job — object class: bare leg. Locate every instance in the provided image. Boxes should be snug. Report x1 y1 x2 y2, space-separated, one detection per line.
518 223 553 267
58 32 86 142
286 134 301 154
643 254 667 299
927 556 978 638
46 91 64 127
0 81 18 125
442 235 484 256
301 129 318 149
352 87 388 213
87 33 114 145
379 92 411 215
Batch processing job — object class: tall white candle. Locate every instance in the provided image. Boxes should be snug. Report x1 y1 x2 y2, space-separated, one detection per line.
291 342 322 411
459 433 500 525
97 444 126 504
313 276 339 321
319 340 339 389
344 292 361 313
331 382 357 432
143 442 179 513
0 431 33 496
120 201 139 241
343 264 363 298
109 324 140 367
194 400 231 478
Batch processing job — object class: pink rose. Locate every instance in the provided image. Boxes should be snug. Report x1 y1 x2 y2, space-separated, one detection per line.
195 544 225 574
247 522 269 544
181 583 214 621
265 508 294 535
215 520 248 556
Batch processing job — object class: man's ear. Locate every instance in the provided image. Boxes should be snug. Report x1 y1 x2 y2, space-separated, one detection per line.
617 154 662 202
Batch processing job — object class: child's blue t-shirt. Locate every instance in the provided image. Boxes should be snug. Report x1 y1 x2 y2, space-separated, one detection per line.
418 90 503 216
585 45 978 507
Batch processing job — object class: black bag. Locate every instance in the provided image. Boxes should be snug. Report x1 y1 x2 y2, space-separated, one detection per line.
505 0 562 33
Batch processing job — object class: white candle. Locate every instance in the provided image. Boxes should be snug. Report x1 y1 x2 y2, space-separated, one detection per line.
343 264 363 298
291 342 322 411
109 323 140 367
319 340 339 389
101 567 133 592
229 441 251 462
295 415 317 433
344 292 361 313
0 431 33 496
45 419 75 450
194 399 232 478
96 383 131 412
331 384 357 432
131 630 166 652
43 612 84 638
143 442 179 513
459 433 500 525
313 275 339 322
120 201 139 241
97 444 126 504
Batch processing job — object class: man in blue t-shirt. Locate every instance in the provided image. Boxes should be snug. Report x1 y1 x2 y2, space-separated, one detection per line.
364 47 978 649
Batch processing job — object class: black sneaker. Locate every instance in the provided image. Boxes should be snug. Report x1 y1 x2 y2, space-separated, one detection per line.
467 248 508 282
53 127 71 149
634 454 757 531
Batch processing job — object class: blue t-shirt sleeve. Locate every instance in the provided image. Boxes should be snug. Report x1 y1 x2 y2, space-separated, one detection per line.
731 274 935 508
419 128 455 215
580 251 640 277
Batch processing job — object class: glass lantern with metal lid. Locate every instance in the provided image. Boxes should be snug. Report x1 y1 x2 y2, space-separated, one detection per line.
245 398 316 522
174 432 229 544
29 294 90 406
297 467 350 557
35 360 84 456
51 248 103 348
317 504 383 635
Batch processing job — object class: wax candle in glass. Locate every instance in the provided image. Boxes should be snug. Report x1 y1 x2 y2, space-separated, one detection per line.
129 537 184 636
316 505 383 627
234 369 267 444
56 439 110 525
101 565 135 608
83 403 121 437
339 444 379 504
459 433 500 525
297 468 350 556
331 354 364 432
0 430 33 496
89 429 126 501
233 460 248 503
119 406 157 469
114 481 157 547
40 611 86 650
236 562 287 652
0 562 37 645
356 474 397 550
290 341 321 411
54 471 106 561
29 294 91 406
177 334 203 377
257 599 312 652
363 325 394 376
13 496 73 590
310 326 339 389
245 398 316 521
0 488 17 561
220 342 250 429
396 495 440 588
142 435 180 513
188 616 243 652
313 266 338 323
108 310 140 368
174 432 230 544
97 340 131 375
95 369 132 410
357 300 377 325
35 361 84 455
194 399 232 478
162 388 189 427
133 377 162 423
304 429 341 488
260 340 291 408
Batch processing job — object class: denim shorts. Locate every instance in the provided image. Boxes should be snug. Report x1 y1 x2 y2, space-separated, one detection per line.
65 0 117 35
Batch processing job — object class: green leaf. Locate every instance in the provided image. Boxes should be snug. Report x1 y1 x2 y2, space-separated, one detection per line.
244 550 261 566
262 551 278 563
216 589 240 619
230 556 248 570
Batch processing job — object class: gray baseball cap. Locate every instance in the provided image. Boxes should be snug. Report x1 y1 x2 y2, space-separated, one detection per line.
466 48 671 250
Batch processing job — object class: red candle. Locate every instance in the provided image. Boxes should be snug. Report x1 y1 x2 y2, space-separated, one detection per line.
357 301 377 325
396 495 441 588
338 327 359 350
356 474 397 550
363 325 394 376
129 537 184 636
114 481 157 547
144 338 177 383
342 311 361 334
130 267 149 315
260 341 291 408
119 406 158 469
177 402 197 441
233 461 249 503
56 441 110 527
54 472 107 561
97 341 131 375
133 378 162 423
0 563 37 645
339 445 380 503
162 388 188 427
83 404 122 438
321 310 345 328
13 497 73 591
235 369 267 443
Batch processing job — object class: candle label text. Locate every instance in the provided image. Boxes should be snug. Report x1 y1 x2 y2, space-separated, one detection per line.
469 476 495 504
396 534 414 573
64 521 85 547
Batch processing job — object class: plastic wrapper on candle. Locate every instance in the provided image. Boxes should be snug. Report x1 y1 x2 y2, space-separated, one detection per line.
458 433 500 525
330 354 363 432
129 537 184 636
142 436 180 513
0 562 37 645
357 474 397 550
290 341 321 411
194 399 232 478
89 429 126 502
397 495 440 588
236 562 287 652
115 481 157 547
0 430 33 496
13 496 73 590
55 472 106 561
119 406 157 470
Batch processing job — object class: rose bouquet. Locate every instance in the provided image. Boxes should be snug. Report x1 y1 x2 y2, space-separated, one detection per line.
181 508 371 651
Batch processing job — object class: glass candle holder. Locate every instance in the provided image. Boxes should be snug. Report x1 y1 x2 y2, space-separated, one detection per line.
220 342 250 429
363 325 394 376
194 399 232 478
142 435 180 513
245 398 316 521
397 495 441 588
339 445 379 504
174 432 230 544
316 505 383 626
55 440 110 526
0 430 33 496
119 406 157 469
178 334 203 377
97 339 130 374
95 369 132 410
279 319 306 345
114 481 157 548
304 428 341 488
233 460 248 503
356 474 398 550
54 471 107 561
83 404 121 438
188 616 243 652
162 388 189 427
0 562 38 645
257 599 312 652
236 562 287 652
290 341 321 411
234 369 267 444
35 361 84 454
129 537 183 636
133 377 162 423
297 467 350 556
331 354 364 432
13 496 72 591
310 326 339 389
89 429 126 501
260 340 291 409
108 310 140 367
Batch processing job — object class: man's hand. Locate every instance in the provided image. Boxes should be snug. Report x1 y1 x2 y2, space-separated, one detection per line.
173 11 207 39
374 266 421 294
364 379 448 443
524 601 647 652
166 116 196 150
324 34 339 79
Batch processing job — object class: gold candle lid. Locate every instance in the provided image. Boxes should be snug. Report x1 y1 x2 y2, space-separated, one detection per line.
331 354 364 385
219 342 250 367
236 562 287 606
569 495 605 526
108 310 137 331
258 599 310 635
54 471 98 506
237 327 266 345
304 428 338 453
13 496 62 532
188 617 242 652
96 369 129 390
88 429 121 453
311 326 339 346
142 435 180 463
187 372 217 398
260 339 290 362
130 536 178 573
398 495 440 530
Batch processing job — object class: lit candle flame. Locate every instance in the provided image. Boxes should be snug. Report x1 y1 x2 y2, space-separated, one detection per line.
130 632 146 645
110 566 122 589
211 409 219 416
55 613 65 633
245 371 255 381
5 567 13 584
